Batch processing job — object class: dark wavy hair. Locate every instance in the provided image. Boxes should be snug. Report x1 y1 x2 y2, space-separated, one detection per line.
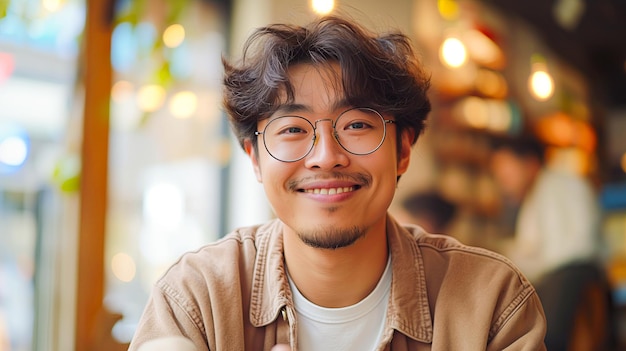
222 15 431 152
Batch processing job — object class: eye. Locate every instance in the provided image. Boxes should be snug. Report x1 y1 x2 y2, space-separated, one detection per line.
278 126 308 135
345 121 371 130
337 108 382 132
266 116 312 138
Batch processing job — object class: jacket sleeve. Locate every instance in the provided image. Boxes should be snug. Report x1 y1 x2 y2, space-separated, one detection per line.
487 291 547 351
127 282 211 351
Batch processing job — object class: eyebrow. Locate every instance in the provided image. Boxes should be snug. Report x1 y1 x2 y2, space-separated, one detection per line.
274 98 352 116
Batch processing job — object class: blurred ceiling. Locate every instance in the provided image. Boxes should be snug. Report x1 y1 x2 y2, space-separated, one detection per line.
483 0 626 107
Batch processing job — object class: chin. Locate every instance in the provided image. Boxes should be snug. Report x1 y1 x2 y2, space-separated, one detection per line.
295 224 366 250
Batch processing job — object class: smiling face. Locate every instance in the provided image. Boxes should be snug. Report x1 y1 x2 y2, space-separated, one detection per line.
244 63 412 249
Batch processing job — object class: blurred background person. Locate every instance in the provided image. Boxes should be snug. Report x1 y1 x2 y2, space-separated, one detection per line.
395 190 457 234
489 135 599 281
489 134 615 351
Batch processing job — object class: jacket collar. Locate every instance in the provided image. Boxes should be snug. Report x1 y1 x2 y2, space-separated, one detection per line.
248 215 433 343
248 219 291 326
385 215 433 342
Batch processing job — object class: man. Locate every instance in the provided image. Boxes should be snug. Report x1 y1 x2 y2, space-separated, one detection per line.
488 135 600 283
129 16 546 351
489 136 612 350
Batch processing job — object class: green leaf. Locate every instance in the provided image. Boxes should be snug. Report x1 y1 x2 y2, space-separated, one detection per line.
51 154 82 194
0 0 10 19
155 61 173 86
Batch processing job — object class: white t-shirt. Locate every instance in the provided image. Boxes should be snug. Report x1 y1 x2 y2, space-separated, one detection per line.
287 257 392 351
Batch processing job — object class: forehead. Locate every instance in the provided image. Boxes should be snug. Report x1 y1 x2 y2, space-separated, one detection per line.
277 62 346 114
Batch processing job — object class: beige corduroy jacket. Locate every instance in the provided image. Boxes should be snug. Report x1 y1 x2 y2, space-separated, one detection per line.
128 215 546 351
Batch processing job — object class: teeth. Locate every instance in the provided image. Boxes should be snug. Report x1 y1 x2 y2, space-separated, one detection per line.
305 186 354 194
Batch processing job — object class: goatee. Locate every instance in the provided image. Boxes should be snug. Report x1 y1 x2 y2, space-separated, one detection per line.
298 225 366 250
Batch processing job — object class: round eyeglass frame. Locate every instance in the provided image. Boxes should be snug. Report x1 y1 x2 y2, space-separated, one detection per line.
254 107 395 163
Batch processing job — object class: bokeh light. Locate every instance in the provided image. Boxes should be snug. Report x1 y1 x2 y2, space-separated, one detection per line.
0 124 29 174
440 37 467 68
529 70 554 100
0 136 28 167
311 0 335 15
438 0 459 20
463 29 505 69
453 97 513 132
42 0 62 12
169 91 197 119
111 22 137 73
111 80 134 103
163 24 185 48
137 84 166 112
0 52 15 83
111 252 136 283
475 68 508 98
529 61 555 101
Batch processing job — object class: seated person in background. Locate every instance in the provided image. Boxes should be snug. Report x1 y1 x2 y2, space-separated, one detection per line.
396 191 457 234
489 135 600 283
128 15 546 351
489 135 614 351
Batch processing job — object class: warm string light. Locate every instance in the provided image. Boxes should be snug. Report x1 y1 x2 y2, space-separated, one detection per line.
529 70 554 100
440 37 467 68
311 0 334 15
163 24 185 48
528 57 555 101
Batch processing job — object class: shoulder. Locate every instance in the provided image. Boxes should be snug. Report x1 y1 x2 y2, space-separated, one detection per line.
404 224 515 263
167 224 260 270
155 220 278 299
396 224 545 345
403 224 532 292
418 231 518 268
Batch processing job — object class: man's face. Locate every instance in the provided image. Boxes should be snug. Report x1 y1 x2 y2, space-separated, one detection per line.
244 63 412 249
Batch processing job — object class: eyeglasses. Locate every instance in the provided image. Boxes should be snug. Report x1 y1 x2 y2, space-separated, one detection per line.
255 107 395 162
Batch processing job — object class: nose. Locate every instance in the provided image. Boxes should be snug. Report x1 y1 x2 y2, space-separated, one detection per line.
303 119 349 169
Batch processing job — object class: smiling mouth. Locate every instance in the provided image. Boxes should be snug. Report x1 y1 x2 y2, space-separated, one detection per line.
298 185 361 194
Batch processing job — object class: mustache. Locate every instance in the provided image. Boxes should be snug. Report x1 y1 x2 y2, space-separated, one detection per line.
286 172 372 191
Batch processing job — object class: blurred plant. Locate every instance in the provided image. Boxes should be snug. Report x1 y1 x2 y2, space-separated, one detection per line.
113 0 193 125
0 0 201 194
0 0 193 124
0 1 7 18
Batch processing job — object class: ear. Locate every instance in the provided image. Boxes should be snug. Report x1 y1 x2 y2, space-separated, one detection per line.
244 139 263 182
397 129 413 176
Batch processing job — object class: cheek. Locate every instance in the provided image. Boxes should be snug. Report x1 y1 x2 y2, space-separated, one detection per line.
366 141 402 188
257 157 292 197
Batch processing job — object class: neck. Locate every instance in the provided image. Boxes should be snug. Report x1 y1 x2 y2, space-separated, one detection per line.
283 220 389 308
